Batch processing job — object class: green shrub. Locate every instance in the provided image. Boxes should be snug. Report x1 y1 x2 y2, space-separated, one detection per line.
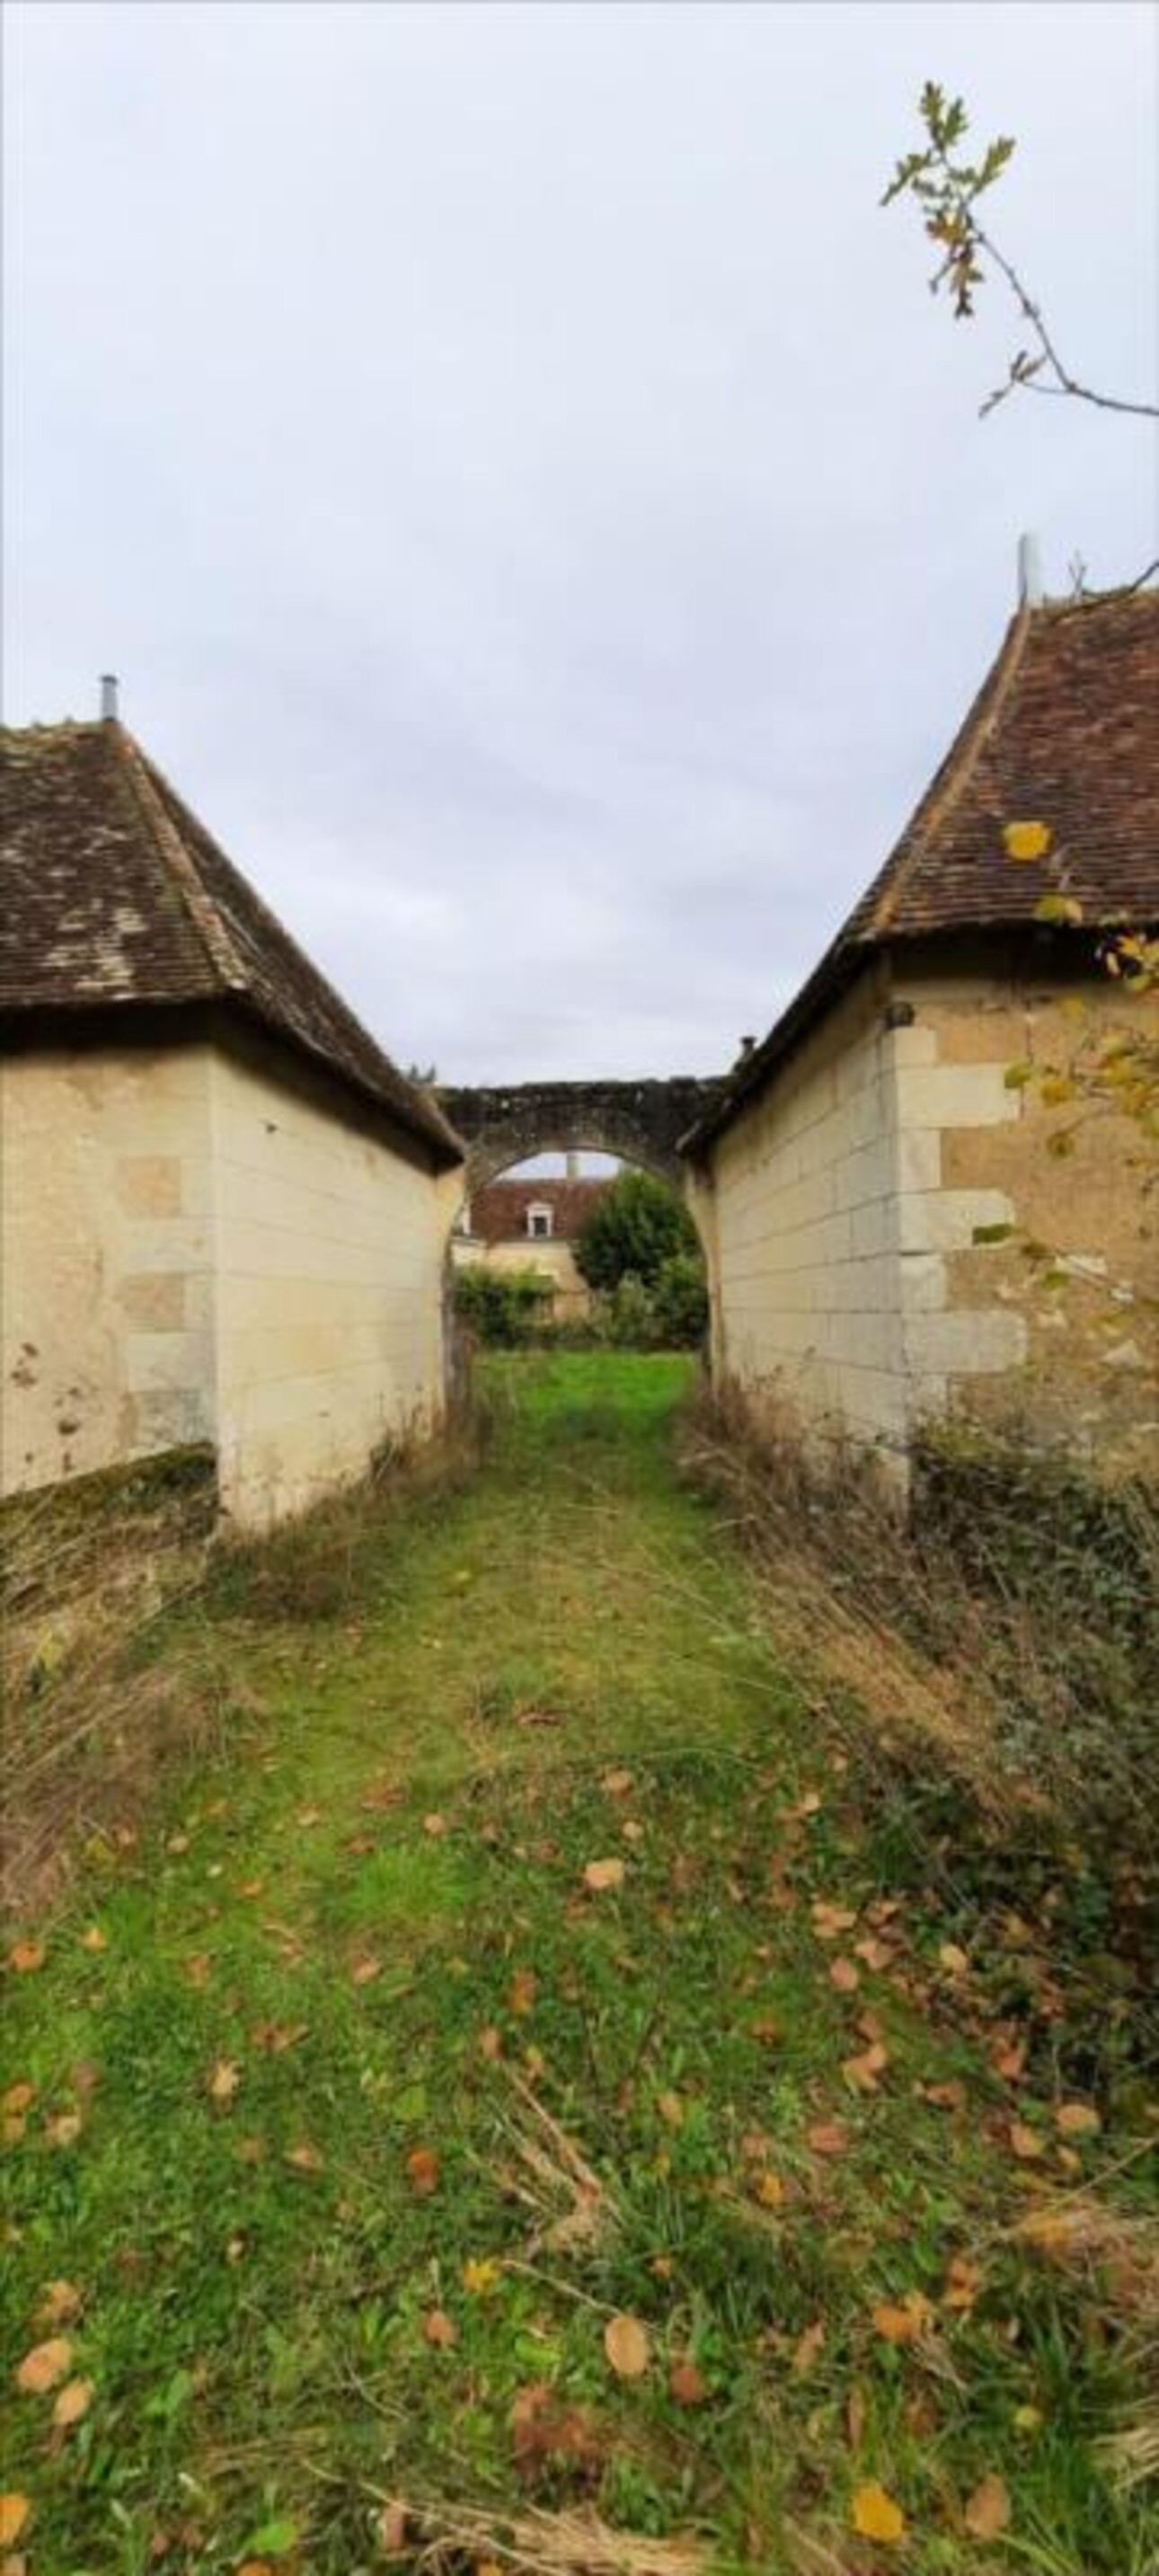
651 1249 709 1348
575 1169 700 1292
453 1264 551 1348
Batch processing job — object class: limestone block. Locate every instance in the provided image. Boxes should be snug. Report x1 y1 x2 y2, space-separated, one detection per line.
903 1307 1029 1378
894 1064 1019 1131
896 1189 1015 1254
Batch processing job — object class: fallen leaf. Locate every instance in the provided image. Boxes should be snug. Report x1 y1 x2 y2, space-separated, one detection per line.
939 1943 969 1977
422 1812 447 1837
1055 2101 1101 2138
622 1819 645 1844
843 2041 889 2094
45 2113 83 2149
583 1858 625 1893
657 2090 685 2129
792 2320 826 2375
942 2256 983 2313
350 1955 383 1987
872 2294 933 2344
669 2359 708 2406
920 2079 968 2114
810 1900 857 1942
296 1806 322 1828
207 2058 241 2106
0 2499 31 2546
184 1953 211 1988
510 1969 537 2016
807 2120 850 2157
602 1768 634 1796
52 2375 94 2429
964 2472 1011 2539
7 1943 45 1976
829 1955 861 1993
754 2171 786 2209
79 1926 108 1953
2 2084 35 2117
406 2145 440 2197
854 1935 893 1971
852 2481 906 2544
375 2503 408 2556
479 2024 503 2062
14 2335 72 2394
165 1831 190 1855
514 1706 566 1729
37 2280 83 2328
422 2308 458 2350
1010 2120 1046 2161
285 2141 324 2173
604 2312 650 2378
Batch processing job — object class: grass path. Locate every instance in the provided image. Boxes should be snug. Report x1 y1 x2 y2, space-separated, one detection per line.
2 1356 1153 2574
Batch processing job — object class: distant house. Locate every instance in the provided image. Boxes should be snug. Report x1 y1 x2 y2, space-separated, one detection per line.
1 711 464 1525
682 580 1159 1476
452 1173 613 1318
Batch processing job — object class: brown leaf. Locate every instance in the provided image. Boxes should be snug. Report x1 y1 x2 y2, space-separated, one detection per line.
829 1956 861 1993
206 2058 241 2106
963 2473 1011 2539
806 2120 850 2158
792 2320 826 2376
37 2280 83 2329
285 2140 324 2173
350 1955 383 1987
583 1858 625 1893
45 2112 84 2149
601 1768 634 1796
810 1900 857 1942
511 2381 603 2472
939 1943 969 1977
603 2313 650 2377
1009 2120 1046 2161
1055 2100 1101 2138
406 2145 440 2197
753 2171 786 2209
0 2496 31 2547
3 2083 35 2117
7 1943 45 1976
422 2307 458 2350
422 1811 447 1837
872 2293 934 2345
942 2256 983 2312
854 1934 894 1971
510 1969 537 2016
657 2090 685 2129
668 2359 709 2406
184 1953 211 1988
843 2041 889 2094
479 2024 503 2062
52 2376 94 2430
374 2503 409 2557
14 2335 72 2394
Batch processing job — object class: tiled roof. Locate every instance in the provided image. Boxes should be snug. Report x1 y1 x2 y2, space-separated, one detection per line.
468 1177 613 1244
0 720 463 1165
684 584 1159 1153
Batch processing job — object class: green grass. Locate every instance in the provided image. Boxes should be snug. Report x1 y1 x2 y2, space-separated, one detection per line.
2 1354 1155 2573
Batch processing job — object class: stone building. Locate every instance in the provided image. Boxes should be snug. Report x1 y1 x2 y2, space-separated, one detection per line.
1 712 464 1525
682 581 1158 1475
451 1172 612 1317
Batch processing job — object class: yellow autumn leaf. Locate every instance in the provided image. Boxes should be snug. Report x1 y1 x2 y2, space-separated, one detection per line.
1004 819 1052 862
852 2481 907 2543
0 2493 31 2545
53 2374 94 2429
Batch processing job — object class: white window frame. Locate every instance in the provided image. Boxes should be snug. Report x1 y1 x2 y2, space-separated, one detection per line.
526 1202 554 1240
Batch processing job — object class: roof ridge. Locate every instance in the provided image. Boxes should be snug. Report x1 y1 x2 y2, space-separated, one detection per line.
111 725 244 993
866 602 1032 937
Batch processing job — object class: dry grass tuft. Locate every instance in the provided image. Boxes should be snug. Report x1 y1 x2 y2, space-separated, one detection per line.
500 2067 618 2257
377 2498 708 2576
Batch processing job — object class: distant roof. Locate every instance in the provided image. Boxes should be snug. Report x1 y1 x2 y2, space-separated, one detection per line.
684 583 1159 1154
468 1175 613 1244
0 719 463 1166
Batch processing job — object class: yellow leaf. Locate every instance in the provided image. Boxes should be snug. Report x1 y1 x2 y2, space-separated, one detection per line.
79 1925 108 1953
583 1857 625 1893
14 2334 73 2394
964 2472 1011 2538
604 2312 650 2378
754 2171 786 2209
852 2481 907 2544
52 2375 94 2429
0 2496 31 2545
1004 819 1052 863
207 2058 241 2106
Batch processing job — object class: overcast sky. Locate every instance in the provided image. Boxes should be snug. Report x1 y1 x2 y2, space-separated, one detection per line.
4 2 1156 1092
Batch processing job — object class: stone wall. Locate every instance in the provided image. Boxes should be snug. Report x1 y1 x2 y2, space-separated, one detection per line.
2 1031 455 1524
209 1039 452 1525
697 945 1156 1474
2 1043 216 1493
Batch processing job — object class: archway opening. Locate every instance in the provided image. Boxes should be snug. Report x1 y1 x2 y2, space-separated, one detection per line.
446 1143 708 1354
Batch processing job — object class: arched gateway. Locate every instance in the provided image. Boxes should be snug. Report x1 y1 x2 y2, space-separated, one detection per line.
438 1076 721 1193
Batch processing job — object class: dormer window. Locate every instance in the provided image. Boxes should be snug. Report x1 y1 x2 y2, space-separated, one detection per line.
526 1202 553 1240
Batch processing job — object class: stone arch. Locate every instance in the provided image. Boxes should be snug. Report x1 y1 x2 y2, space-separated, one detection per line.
438 1077 721 1198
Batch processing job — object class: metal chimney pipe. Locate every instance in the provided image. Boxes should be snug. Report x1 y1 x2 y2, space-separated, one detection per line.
100 673 119 721
1017 534 1044 609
